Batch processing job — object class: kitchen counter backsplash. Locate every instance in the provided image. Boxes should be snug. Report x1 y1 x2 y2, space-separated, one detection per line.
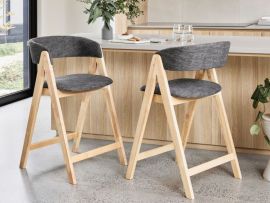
148 0 270 24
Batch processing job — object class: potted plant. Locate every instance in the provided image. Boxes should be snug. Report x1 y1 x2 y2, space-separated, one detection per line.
77 0 144 40
250 78 270 181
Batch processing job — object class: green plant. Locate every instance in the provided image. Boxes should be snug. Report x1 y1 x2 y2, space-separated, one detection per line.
0 60 23 90
250 78 270 144
115 0 144 24
0 42 23 57
77 0 144 29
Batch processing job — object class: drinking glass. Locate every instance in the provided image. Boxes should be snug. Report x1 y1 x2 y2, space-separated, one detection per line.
173 24 186 42
172 24 194 43
184 25 194 42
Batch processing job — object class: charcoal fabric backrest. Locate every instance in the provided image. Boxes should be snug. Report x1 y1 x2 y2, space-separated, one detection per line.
28 36 103 64
156 41 230 71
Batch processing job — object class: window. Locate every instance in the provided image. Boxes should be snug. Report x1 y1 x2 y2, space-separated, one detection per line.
0 0 37 106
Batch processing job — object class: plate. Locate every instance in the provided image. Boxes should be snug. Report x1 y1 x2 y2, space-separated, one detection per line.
109 39 150 44
117 34 134 40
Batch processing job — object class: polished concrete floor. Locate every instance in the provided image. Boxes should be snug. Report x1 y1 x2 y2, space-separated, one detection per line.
1 98 270 203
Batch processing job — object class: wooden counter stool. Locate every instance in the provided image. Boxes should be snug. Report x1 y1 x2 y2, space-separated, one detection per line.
126 41 242 199
20 36 127 184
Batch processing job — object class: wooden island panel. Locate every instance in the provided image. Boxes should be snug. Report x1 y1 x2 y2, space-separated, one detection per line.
52 51 270 151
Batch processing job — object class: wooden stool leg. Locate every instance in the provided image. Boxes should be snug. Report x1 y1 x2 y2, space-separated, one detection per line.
50 84 76 184
52 96 76 184
104 87 127 165
96 57 127 165
20 66 45 168
43 52 76 184
125 91 153 179
207 68 242 179
126 55 158 180
182 101 197 148
156 59 194 199
163 101 194 199
182 70 206 148
214 93 242 179
72 94 90 152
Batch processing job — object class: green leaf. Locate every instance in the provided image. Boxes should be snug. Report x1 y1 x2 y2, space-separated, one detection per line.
80 0 144 26
267 88 270 97
89 0 99 11
264 136 270 145
255 111 264 122
265 78 270 88
253 100 259 109
250 124 261 136
88 7 102 24
104 20 111 29
251 86 260 100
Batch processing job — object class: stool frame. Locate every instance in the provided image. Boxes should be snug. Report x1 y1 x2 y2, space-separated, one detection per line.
126 54 242 199
20 51 127 184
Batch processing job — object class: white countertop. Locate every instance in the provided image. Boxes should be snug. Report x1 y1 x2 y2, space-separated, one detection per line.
77 34 270 56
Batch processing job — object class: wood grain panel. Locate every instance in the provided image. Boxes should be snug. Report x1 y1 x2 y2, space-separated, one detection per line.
209 30 261 36
115 14 128 35
53 52 270 151
261 31 270 37
134 0 148 25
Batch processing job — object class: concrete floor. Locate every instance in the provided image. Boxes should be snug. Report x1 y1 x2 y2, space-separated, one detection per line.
1 98 270 203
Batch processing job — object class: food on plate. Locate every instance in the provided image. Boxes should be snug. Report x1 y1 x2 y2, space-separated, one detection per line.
128 36 141 41
118 33 133 40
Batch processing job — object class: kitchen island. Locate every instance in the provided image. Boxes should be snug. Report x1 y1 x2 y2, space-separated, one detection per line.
52 35 270 153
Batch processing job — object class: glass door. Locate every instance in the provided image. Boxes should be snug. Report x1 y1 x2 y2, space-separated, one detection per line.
0 0 36 106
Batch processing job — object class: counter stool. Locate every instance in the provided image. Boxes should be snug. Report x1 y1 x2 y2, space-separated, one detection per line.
126 41 242 199
20 36 127 184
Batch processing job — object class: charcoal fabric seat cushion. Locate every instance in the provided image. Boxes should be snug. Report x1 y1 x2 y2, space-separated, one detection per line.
141 79 221 99
44 74 113 92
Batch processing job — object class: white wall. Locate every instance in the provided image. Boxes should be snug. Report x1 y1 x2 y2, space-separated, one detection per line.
37 0 103 36
37 0 67 36
65 0 103 35
148 0 270 23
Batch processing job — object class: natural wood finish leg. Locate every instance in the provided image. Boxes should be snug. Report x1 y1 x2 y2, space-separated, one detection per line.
43 52 76 184
72 58 96 152
72 94 91 152
214 93 242 179
104 86 127 165
20 64 45 168
181 71 205 148
182 101 197 148
126 55 158 180
97 58 127 165
156 56 194 199
207 68 242 179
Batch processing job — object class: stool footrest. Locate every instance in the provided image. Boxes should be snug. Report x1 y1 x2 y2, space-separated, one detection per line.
30 132 77 150
71 142 121 163
137 143 174 161
188 153 235 176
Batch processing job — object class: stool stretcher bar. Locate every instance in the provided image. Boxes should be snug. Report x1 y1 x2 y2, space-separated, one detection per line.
137 143 174 161
71 142 121 163
188 153 235 176
30 133 77 150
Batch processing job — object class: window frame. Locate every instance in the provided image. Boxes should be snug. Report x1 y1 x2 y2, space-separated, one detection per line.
0 0 37 107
